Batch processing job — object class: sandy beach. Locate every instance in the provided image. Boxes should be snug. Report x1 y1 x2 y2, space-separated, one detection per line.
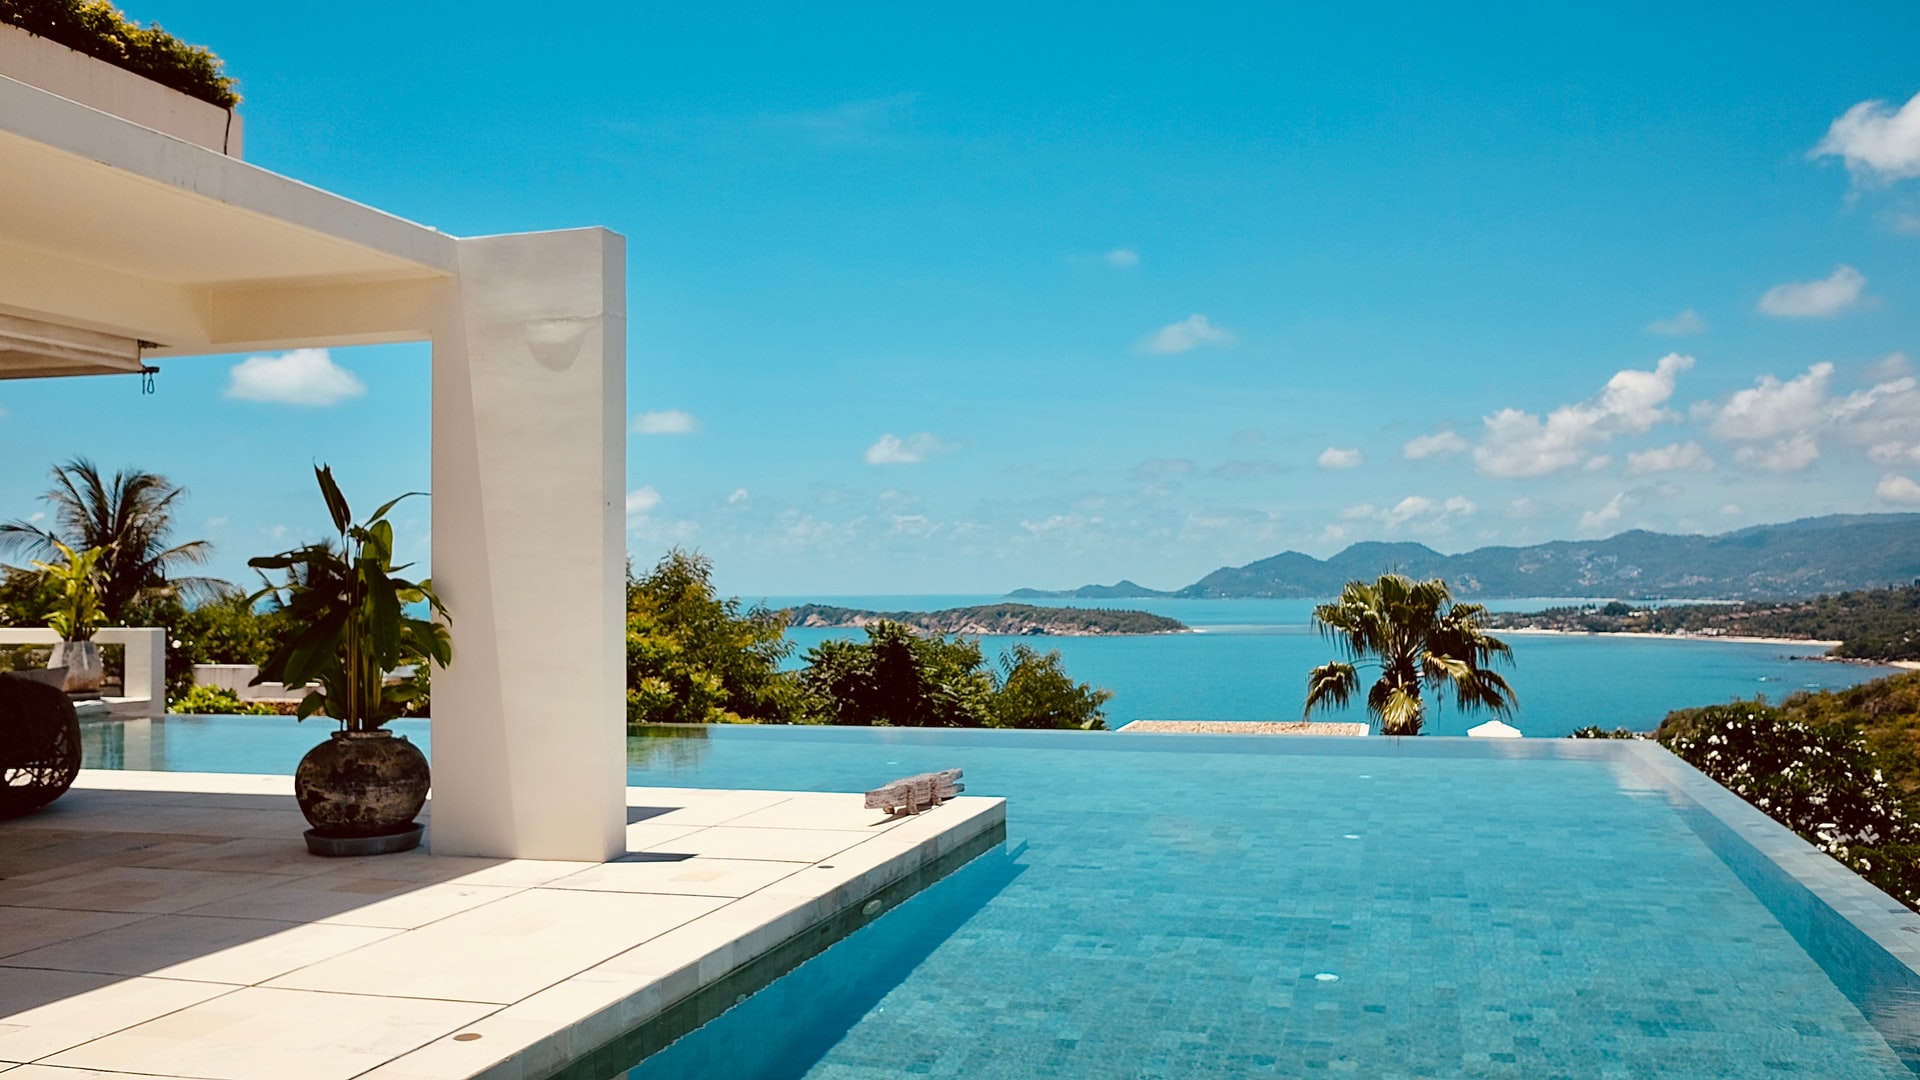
1498 627 1841 648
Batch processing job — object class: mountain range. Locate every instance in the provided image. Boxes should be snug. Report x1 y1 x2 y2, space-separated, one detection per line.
1008 514 1920 601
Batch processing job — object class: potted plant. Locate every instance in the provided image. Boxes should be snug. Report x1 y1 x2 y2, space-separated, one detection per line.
250 466 451 856
32 540 105 694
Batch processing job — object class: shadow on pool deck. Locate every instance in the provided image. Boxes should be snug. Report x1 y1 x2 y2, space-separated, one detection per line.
0 770 1006 1079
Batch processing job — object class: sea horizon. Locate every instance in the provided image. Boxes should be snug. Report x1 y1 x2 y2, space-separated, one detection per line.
752 594 1893 738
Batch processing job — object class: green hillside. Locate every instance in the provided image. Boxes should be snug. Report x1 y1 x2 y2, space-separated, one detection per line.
1014 514 1920 601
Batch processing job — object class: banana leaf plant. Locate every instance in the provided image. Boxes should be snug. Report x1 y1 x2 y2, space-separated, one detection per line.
248 466 451 730
31 540 104 642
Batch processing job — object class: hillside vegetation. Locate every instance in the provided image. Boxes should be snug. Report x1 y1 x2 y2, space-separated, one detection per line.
1013 514 1920 600
787 602 1186 636
1490 582 1920 661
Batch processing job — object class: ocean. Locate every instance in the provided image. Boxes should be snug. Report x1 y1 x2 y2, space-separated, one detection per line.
760 595 1898 737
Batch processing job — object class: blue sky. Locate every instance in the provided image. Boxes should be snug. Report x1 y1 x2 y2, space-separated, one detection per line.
4 3 1920 595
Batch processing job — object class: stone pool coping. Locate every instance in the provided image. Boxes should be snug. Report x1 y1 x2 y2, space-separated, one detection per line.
1618 739 1920 1069
0 770 1005 1079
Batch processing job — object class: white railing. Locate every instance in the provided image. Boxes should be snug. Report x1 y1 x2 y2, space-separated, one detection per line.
190 663 311 703
0 626 165 715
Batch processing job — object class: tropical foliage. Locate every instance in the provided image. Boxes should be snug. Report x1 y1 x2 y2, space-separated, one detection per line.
1303 574 1517 736
0 0 238 106
249 466 450 730
27 540 102 642
989 643 1112 729
0 566 60 628
0 458 219 624
624 549 1111 729
626 550 805 724
1493 582 1920 662
801 624 1110 729
802 623 997 727
1659 701 1920 911
170 684 276 716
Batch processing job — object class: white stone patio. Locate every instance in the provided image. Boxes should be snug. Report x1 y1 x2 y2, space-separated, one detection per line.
0 772 1005 1079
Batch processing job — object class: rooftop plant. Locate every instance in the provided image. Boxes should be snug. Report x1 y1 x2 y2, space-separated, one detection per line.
1 0 238 107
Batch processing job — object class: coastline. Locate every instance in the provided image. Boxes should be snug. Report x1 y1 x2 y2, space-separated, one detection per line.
1497 627 1842 648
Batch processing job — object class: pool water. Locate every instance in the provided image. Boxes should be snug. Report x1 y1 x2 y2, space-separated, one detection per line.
621 727 1913 1079
80 720 1917 1077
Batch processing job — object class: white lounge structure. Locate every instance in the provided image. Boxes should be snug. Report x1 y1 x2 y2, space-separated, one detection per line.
0 26 626 861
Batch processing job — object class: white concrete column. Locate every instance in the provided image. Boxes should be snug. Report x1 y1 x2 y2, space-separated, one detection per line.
428 228 627 861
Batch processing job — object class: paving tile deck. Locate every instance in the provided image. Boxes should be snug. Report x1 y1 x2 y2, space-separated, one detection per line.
0 770 1005 1079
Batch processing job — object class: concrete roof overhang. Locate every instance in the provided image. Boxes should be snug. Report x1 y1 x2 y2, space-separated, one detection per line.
0 73 458 377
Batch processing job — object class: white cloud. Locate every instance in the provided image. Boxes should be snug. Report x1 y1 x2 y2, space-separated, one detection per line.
1897 212 1920 236
1756 265 1867 318
1647 309 1707 336
1317 447 1363 470
1579 492 1628 533
727 488 749 504
1879 473 1920 505
1140 314 1234 355
1106 248 1141 268
1343 495 1476 531
225 348 366 406
864 432 956 465
1624 441 1713 476
1473 354 1693 477
625 486 663 516
1505 497 1540 519
634 409 699 435
889 514 937 537
1583 455 1613 472
1721 503 1743 516
1734 434 1821 472
1698 361 1920 469
1706 363 1834 441
1867 352 1914 381
1812 90 1920 183
1403 430 1469 460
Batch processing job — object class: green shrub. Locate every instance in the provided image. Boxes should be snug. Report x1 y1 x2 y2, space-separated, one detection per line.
991 643 1110 730
1568 725 1639 739
1659 702 1920 910
626 550 805 725
800 623 1109 730
1 0 237 107
170 684 274 715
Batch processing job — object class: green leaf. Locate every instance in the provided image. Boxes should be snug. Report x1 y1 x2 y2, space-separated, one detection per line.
315 465 352 536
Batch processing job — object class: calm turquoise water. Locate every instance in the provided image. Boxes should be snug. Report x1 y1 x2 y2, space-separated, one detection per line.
619 727 1913 1078
770 596 1895 736
77 720 1918 1076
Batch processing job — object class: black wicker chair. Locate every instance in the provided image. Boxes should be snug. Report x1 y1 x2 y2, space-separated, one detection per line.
0 672 82 819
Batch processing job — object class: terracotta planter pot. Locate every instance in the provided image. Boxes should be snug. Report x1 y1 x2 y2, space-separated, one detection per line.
294 730 429 848
48 641 102 694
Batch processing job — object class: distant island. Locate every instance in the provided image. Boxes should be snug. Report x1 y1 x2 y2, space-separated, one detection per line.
1007 579 1172 600
787 602 1187 636
1485 583 1920 663
1010 513 1920 602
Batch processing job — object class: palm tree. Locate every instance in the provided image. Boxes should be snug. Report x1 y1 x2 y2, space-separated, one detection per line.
0 458 220 623
1303 574 1517 736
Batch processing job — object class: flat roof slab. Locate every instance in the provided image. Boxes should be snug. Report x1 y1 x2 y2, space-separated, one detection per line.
0 771 1005 1079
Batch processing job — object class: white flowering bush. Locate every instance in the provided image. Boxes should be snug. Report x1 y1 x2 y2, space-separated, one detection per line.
1661 703 1920 911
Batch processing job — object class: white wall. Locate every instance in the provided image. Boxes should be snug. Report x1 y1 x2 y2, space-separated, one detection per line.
425 228 628 862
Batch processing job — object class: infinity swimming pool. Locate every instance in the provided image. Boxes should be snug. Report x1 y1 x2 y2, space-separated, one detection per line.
81 720 1920 1077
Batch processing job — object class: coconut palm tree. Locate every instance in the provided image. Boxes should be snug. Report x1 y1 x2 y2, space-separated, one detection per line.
1303 573 1517 736
0 458 220 623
